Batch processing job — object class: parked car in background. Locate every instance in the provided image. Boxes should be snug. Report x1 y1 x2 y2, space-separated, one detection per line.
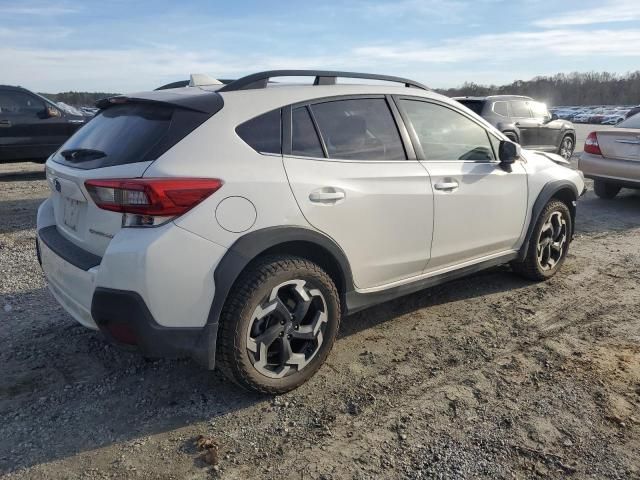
579 114 640 199
625 106 640 119
36 70 584 393
0 85 87 162
455 95 576 159
601 113 627 125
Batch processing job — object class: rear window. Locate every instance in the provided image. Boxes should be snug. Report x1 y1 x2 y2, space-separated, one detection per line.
52 103 211 170
236 109 281 154
618 112 640 129
457 100 485 116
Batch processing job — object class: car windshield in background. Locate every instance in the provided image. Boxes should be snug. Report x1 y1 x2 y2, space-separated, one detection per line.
618 113 640 129
457 100 485 115
52 104 172 169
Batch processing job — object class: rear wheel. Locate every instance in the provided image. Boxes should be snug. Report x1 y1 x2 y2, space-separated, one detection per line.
216 255 340 394
512 200 571 281
558 135 574 160
593 180 621 199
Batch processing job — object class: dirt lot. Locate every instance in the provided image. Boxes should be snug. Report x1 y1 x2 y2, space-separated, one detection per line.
1 158 639 480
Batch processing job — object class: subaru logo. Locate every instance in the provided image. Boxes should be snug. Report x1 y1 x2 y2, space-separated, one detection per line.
54 179 62 193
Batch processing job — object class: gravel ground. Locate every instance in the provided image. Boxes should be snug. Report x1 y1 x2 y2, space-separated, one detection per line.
1 158 639 479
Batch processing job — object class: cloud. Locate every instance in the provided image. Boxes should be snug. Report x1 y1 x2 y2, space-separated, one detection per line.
534 0 640 27
353 28 640 64
0 2 80 16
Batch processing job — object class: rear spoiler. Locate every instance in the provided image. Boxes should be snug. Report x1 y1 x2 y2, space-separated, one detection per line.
95 89 224 115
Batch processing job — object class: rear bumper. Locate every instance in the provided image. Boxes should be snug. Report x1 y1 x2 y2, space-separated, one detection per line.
579 152 640 187
36 198 227 368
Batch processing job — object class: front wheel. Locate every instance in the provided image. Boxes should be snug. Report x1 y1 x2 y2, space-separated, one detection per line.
512 200 572 281
216 255 341 394
558 135 574 160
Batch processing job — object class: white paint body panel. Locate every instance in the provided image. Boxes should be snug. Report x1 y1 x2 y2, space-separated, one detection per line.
283 156 433 288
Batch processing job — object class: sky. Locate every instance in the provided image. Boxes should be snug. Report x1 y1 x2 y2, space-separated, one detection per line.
1 0 640 93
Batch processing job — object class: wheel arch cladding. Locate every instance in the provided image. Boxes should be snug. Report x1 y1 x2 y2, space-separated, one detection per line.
207 226 353 329
518 180 578 262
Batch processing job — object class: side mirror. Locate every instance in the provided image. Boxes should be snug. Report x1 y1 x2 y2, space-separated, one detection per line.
498 140 520 171
46 105 62 118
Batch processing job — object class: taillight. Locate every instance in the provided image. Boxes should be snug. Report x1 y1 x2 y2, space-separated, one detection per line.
85 178 223 227
584 132 602 155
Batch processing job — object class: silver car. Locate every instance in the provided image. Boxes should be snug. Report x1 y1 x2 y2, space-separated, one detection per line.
579 114 640 198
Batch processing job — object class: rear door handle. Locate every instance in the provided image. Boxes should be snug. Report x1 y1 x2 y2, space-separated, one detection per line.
309 188 346 204
0 120 11 128
434 181 459 191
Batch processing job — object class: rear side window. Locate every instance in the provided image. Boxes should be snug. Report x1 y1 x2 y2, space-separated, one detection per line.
292 107 324 158
52 103 211 170
510 101 531 118
310 98 406 160
492 101 509 117
236 109 281 154
399 99 495 161
457 100 485 116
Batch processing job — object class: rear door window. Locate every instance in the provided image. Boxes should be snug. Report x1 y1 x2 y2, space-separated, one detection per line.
292 107 324 158
310 98 406 160
492 101 509 117
510 101 531 118
236 109 281 154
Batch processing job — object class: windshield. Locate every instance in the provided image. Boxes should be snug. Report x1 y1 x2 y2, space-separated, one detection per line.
52 103 173 169
618 112 640 129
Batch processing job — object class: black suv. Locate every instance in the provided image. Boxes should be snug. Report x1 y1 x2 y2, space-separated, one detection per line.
455 95 576 160
0 85 87 162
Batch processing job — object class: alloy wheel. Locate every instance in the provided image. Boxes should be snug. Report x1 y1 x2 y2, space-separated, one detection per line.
560 137 574 160
246 280 327 378
536 211 567 271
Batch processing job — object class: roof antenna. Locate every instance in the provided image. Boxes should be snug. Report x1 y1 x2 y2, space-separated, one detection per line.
189 74 223 87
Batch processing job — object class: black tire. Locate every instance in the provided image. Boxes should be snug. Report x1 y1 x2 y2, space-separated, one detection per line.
511 200 572 281
216 255 341 394
557 134 575 160
593 179 621 199
504 131 519 144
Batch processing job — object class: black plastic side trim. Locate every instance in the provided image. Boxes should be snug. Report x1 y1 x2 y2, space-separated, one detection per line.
91 288 216 368
38 226 101 271
583 175 640 189
346 252 518 314
517 180 579 261
207 226 354 326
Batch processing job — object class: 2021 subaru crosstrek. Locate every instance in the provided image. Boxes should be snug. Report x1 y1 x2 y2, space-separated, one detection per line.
36 70 585 393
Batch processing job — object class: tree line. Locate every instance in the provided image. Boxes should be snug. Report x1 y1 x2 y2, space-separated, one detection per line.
40 71 640 107
436 71 640 106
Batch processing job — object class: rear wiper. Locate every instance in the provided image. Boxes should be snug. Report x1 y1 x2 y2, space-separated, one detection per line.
60 148 107 161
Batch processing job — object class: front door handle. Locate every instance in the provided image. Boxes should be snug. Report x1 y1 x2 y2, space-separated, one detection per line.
0 120 11 128
434 181 459 191
309 188 346 204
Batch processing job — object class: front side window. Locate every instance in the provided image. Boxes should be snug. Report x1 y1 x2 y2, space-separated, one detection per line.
291 107 324 158
236 109 281 154
0 91 45 117
399 99 495 161
510 100 531 118
310 98 406 160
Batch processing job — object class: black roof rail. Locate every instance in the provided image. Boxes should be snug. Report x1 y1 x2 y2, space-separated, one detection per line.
218 70 429 92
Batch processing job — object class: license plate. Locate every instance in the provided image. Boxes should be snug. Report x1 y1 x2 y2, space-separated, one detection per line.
63 197 81 231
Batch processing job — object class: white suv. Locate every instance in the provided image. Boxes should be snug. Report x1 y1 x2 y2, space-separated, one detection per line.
36 70 585 393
